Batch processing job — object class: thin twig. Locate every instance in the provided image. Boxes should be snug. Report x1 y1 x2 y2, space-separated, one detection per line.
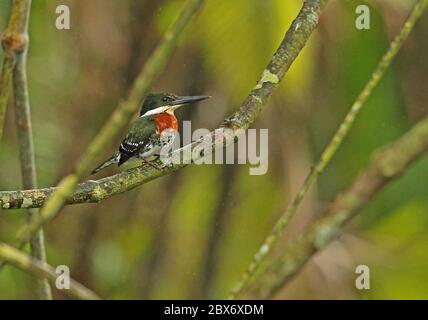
10 0 52 300
250 110 428 298
0 242 100 300
228 0 428 299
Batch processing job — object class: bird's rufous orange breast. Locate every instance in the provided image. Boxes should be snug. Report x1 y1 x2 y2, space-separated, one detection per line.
154 113 178 134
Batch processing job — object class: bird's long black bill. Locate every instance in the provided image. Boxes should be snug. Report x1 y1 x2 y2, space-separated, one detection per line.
172 95 211 106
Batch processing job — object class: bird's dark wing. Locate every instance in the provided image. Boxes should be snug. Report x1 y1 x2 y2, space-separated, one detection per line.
118 116 156 166
118 139 142 166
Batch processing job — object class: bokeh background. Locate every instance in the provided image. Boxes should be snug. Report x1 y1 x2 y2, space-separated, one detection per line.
1 0 428 299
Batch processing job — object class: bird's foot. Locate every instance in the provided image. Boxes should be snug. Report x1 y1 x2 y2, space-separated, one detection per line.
143 159 163 170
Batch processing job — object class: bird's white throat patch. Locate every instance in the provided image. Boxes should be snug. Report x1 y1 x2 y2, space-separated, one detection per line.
141 105 178 117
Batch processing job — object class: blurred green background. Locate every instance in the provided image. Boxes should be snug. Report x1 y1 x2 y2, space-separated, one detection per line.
0 0 428 299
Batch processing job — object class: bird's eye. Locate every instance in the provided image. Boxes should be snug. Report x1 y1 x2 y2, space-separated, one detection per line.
162 97 169 102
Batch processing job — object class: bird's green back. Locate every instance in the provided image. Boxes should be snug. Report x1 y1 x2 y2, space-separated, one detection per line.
124 115 156 145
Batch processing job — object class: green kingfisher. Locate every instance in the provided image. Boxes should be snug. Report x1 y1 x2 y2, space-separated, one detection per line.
91 93 210 175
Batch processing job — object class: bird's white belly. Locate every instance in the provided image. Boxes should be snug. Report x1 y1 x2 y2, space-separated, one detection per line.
137 130 176 160
138 144 162 160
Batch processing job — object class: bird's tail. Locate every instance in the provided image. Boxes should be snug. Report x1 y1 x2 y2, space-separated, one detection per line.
91 153 120 175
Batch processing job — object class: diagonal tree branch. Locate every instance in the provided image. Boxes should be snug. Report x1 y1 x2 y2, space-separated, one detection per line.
228 0 428 299
10 0 52 300
249 110 428 298
0 164 178 209
0 242 100 300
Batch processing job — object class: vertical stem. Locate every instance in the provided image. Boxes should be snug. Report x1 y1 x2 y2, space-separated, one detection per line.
0 56 14 142
0 0 29 141
10 0 52 299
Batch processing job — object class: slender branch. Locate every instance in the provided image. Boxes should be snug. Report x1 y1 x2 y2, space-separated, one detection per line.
10 0 52 300
4 0 205 257
0 0 31 141
0 163 178 209
249 111 428 298
228 0 428 299
0 242 100 300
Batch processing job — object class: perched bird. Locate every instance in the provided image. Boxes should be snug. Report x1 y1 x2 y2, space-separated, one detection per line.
91 93 210 175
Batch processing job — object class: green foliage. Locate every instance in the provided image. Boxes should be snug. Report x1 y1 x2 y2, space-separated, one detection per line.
365 201 428 299
188 0 314 104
